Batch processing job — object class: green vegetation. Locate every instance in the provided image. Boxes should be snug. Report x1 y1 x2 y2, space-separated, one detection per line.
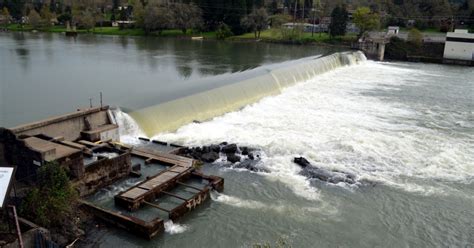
329 5 349 38
20 162 77 228
232 28 355 45
385 36 445 61
407 28 423 47
353 7 380 38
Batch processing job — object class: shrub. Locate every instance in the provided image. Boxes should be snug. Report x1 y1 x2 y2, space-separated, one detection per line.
216 23 233 39
407 28 423 47
20 162 77 227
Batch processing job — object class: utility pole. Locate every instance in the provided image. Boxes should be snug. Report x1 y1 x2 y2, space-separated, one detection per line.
312 8 315 36
9 205 23 248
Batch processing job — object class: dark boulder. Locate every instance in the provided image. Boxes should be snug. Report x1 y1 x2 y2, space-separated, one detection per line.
294 157 311 168
241 146 249 155
201 152 219 163
248 153 255 160
293 157 357 185
210 144 221 153
226 153 241 163
234 159 268 173
222 144 238 154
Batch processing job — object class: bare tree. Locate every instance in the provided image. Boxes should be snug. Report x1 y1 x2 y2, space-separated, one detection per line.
241 8 268 39
171 3 203 34
143 3 173 34
28 9 42 29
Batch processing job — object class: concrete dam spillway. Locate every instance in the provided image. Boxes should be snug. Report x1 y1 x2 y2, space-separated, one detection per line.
128 51 367 136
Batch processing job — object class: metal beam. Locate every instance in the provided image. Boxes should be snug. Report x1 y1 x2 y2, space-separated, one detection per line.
176 181 203 191
161 191 187 201
142 201 171 213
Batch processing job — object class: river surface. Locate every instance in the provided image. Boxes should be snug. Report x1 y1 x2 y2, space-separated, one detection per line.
1 33 473 247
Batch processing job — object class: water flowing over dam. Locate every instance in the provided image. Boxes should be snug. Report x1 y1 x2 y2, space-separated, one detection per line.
128 51 366 136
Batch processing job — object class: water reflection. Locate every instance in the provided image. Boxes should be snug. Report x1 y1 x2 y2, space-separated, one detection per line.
0 32 337 127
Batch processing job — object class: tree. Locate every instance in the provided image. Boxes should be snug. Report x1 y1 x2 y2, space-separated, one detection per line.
407 28 423 47
353 7 380 38
20 162 77 228
329 5 348 37
40 4 53 28
171 3 203 34
2 7 10 28
143 3 173 34
28 9 42 29
131 0 144 28
216 22 233 39
80 10 95 31
241 8 268 39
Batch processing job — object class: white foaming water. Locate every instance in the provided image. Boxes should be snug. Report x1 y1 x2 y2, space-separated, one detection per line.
164 220 189 235
152 61 473 196
210 192 339 220
112 108 147 144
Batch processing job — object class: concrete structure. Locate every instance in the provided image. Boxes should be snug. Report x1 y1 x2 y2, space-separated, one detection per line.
443 29 474 65
387 26 400 35
0 106 121 182
1 107 225 240
355 35 390 61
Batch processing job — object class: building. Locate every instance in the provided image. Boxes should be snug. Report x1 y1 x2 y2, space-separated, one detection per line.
387 26 400 36
443 29 474 65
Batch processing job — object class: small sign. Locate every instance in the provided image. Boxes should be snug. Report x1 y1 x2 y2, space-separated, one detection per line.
0 167 14 209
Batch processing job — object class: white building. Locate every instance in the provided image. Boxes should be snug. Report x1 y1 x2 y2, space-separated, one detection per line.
443 29 474 62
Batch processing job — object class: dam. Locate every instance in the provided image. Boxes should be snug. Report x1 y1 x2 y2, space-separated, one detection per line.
128 51 366 136
1 33 473 247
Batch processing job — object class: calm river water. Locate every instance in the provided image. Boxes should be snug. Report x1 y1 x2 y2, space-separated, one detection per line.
1 32 473 247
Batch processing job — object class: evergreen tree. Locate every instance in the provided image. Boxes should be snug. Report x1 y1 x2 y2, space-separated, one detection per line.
329 5 348 37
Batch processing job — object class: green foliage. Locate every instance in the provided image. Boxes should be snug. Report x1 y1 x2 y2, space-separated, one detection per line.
329 5 348 37
216 23 233 39
131 0 145 29
407 28 423 47
20 162 77 228
40 4 53 28
353 7 380 37
2 7 10 27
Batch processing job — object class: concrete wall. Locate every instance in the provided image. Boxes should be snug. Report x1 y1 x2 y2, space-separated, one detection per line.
444 41 474 61
75 151 131 196
11 107 111 141
443 31 474 61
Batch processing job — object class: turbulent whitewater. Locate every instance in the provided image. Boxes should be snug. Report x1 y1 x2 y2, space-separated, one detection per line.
116 55 474 247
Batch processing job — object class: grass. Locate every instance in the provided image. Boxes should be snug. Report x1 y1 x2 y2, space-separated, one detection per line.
5 24 217 38
231 28 356 45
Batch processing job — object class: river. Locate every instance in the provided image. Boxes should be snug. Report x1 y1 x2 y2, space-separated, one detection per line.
1 32 473 247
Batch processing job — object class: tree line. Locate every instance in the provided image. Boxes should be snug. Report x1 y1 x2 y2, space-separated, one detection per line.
1 0 473 34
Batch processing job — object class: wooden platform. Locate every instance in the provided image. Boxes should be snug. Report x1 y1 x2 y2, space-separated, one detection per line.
131 148 194 167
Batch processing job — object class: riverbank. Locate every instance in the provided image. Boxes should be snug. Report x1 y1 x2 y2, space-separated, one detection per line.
3 24 354 47
4 24 217 39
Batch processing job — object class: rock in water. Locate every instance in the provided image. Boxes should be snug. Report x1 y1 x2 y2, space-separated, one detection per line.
226 153 241 163
210 144 221 153
293 157 357 185
201 152 219 163
222 144 238 154
293 157 311 168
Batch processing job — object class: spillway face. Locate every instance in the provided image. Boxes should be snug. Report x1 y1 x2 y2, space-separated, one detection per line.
128 51 367 137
